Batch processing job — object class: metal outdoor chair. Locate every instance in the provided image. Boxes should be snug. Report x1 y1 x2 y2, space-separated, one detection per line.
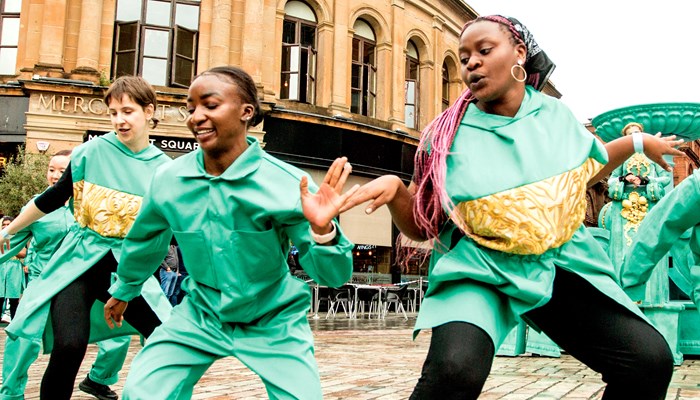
326 285 353 319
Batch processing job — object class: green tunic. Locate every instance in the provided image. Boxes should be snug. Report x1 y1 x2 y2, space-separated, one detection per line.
414 87 647 348
0 195 73 282
110 137 353 398
5 132 172 349
624 168 700 310
0 258 23 299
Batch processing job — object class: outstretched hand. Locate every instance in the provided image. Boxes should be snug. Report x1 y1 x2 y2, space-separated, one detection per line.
643 132 685 171
104 297 128 329
300 157 359 233
339 175 405 214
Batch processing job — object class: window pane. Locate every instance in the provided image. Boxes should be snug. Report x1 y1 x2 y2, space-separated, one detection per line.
405 80 416 104
307 49 316 78
142 57 167 86
352 38 359 62
116 0 142 21
288 45 299 72
300 24 315 47
351 90 360 114
280 73 290 99
281 46 291 71
143 29 169 57
115 51 137 77
0 47 17 74
351 64 361 89
175 28 195 58
405 105 415 129
117 22 139 51
1 17 19 46
288 73 299 100
146 0 171 26
363 42 375 65
282 20 295 44
173 56 193 86
175 4 199 30
4 0 22 13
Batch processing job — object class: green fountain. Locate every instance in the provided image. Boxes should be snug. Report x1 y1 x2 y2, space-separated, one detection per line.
592 102 700 364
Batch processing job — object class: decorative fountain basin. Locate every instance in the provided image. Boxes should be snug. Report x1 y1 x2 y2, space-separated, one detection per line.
591 103 700 142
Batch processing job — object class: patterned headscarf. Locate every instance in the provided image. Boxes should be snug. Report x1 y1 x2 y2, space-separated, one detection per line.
470 15 555 91
411 15 556 243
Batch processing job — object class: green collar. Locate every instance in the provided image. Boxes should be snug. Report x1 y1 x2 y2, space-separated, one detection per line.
177 136 262 181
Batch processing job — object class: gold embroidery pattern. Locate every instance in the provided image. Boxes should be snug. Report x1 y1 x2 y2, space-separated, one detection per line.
620 191 648 246
452 158 604 255
625 153 651 177
73 181 143 238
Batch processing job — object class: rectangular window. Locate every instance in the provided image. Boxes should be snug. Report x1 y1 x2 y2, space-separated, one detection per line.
280 18 316 104
0 0 21 75
351 37 376 117
112 0 199 87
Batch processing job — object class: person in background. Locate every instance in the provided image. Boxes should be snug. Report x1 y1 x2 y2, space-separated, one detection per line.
0 149 138 400
0 217 25 322
159 243 179 306
341 15 682 399
104 66 357 398
0 76 172 399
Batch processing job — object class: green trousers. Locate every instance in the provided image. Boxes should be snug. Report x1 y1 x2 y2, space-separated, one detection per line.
0 335 131 400
123 297 321 400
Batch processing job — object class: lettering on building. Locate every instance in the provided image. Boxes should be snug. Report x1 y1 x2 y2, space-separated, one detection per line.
37 94 188 123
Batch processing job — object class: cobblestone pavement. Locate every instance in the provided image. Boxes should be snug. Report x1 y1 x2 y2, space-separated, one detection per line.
2 315 699 399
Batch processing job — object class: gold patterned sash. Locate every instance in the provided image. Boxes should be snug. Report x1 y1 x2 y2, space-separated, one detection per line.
451 158 604 255
73 180 143 238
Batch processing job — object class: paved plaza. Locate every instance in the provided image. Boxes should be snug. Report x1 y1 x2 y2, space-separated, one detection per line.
1 315 699 399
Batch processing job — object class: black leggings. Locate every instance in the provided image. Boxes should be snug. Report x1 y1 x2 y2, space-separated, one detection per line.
0 297 19 319
40 253 162 399
410 268 674 400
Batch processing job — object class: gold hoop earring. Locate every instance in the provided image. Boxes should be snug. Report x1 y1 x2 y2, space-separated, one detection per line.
511 60 527 83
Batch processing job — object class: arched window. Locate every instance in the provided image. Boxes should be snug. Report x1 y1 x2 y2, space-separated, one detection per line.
281 1 317 103
112 0 200 87
441 61 450 112
0 0 21 75
404 40 419 129
350 19 376 117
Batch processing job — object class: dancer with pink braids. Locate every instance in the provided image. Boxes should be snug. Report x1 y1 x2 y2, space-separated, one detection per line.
342 15 683 399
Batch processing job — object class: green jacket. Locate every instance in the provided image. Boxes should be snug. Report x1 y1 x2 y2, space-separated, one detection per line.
111 137 354 323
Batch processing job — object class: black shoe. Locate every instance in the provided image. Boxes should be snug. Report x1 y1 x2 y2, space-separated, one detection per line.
78 376 119 400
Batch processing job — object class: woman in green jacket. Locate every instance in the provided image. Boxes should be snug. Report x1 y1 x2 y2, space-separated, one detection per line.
0 76 172 399
341 15 683 399
0 149 134 400
105 66 357 399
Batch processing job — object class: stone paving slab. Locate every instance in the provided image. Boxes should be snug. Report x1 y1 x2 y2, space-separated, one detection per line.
1 318 699 399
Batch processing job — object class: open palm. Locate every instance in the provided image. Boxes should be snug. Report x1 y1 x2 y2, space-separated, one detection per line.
300 157 358 232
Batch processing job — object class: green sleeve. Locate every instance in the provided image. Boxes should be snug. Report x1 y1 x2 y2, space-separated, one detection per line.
284 217 354 288
109 177 173 301
624 171 700 290
0 229 32 264
607 164 625 200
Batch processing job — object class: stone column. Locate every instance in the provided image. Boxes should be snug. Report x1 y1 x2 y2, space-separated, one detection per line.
73 0 103 74
328 0 350 114
37 0 67 74
388 0 405 126
209 0 231 67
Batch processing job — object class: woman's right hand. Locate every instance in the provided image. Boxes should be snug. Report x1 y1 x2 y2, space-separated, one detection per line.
339 175 404 214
